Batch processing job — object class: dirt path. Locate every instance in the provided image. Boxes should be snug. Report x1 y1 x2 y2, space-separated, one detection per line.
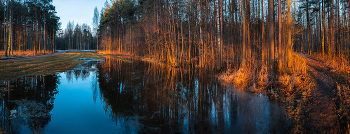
300 53 340 133
0 52 63 61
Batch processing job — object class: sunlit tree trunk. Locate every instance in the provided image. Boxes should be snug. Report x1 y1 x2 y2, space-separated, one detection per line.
199 0 203 68
278 0 282 68
188 0 191 62
43 7 46 54
287 0 292 66
321 0 325 55
243 0 250 67
7 11 12 57
261 0 265 65
268 0 274 72
220 0 223 69
337 0 340 56
329 1 333 55
4 3 8 57
306 0 311 55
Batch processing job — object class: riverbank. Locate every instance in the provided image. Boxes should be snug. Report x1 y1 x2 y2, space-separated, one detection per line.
97 51 170 66
4 50 349 132
0 50 55 60
0 51 103 82
218 52 350 133
0 50 166 83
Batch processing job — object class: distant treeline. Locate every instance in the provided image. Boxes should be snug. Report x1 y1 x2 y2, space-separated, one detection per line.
55 21 96 50
94 0 350 70
0 0 60 56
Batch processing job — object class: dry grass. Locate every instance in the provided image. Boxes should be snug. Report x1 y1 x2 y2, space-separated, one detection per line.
314 54 350 77
0 50 53 59
218 59 258 91
219 52 314 133
278 53 309 92
337 84 350 109
98 50 166 65
233 68 252 88
337 83 350 133
219 53 309 93
219 52 350 133
257 65 269 88
315 55 350 132
0 51 103 82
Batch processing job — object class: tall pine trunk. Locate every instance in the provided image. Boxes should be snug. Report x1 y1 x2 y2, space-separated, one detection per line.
268 0 274 72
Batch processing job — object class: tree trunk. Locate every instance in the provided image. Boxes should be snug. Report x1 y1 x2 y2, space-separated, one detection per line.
220 0 223 69
287 0 292 66
243 0 249 67
52 27 55 53
307 0 311 55
216 0 222 70
7 13 12 57
322 0 325 55
268 0 274 72
43 9 46 54
261 0 265 64
337 0 340 56
278 0 282 68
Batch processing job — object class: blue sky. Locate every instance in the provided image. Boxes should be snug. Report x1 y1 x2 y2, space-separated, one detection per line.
52 0 108 30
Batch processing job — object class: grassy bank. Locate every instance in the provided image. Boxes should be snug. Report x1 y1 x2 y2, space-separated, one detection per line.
97 51 167 65
219 52 350 133
0 50 54 59
0 51 103 82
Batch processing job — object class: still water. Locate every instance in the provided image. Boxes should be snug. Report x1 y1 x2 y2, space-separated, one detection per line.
0 57 289 133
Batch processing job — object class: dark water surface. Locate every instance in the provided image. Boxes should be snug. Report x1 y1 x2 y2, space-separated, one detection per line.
0 57 289 133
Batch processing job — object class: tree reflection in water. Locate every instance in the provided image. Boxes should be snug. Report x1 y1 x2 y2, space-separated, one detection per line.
97 57 289 133
0 58 289 133
0 74 59 134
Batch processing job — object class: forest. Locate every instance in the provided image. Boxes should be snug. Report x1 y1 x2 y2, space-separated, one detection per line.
91 0 350 91
94 0 349 69
0 0 60 57
0 0 350 132
94 1 350 131
55 21 95 50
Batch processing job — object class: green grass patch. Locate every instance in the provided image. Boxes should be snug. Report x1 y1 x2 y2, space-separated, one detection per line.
0 51 104 82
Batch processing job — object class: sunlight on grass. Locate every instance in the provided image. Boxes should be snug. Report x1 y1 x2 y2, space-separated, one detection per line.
219 53 309 93
0 50 53 59
0 51 103 82
98 50 168 64
218 52 316 133
313 54 350 79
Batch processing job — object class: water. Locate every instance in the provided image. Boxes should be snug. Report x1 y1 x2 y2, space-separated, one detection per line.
0 57 288 133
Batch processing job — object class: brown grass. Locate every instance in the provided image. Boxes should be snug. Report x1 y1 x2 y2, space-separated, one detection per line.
219 52 350 133
336 83 350 133
0 51 104 82
218 52 315 133
315 55 350 132
218 59 258 91
98 50 166 65
278 53 309 92
0 50 53 59
219 53 309 93
313 54 350 77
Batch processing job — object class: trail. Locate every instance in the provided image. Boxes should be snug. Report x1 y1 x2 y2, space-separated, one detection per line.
300 53 340 133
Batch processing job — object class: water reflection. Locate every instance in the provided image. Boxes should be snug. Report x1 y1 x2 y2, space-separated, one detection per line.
0 75 59 133
0 57 289 133
97 57 289 133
